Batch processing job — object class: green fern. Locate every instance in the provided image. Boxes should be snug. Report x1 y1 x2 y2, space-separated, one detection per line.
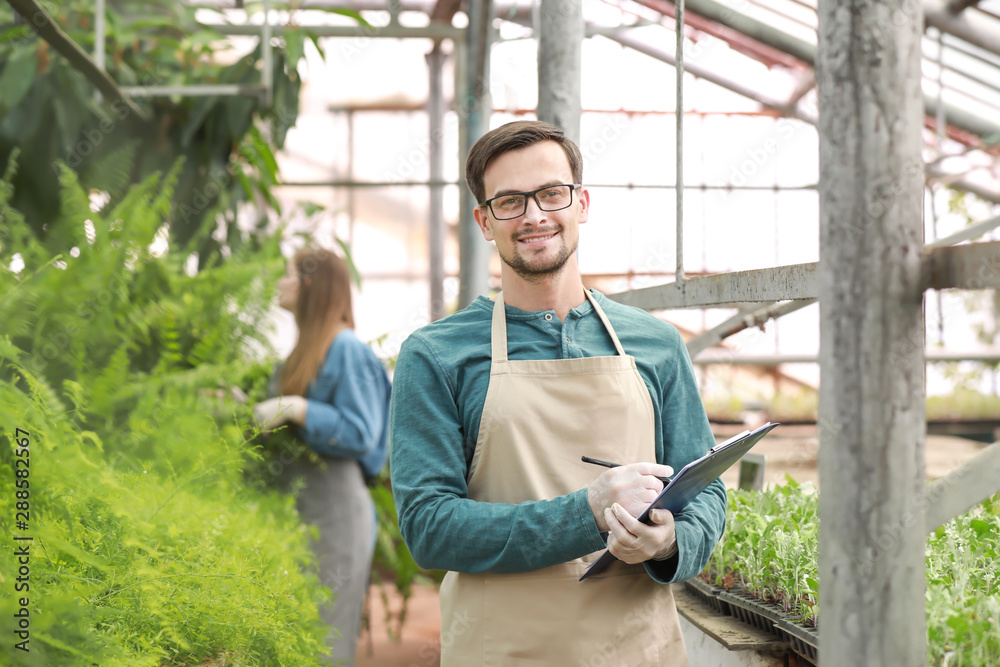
81 140 139 204
0 167 331 665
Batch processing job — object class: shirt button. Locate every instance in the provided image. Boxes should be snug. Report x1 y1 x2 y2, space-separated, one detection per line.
565 337 570 343
544 313 553 321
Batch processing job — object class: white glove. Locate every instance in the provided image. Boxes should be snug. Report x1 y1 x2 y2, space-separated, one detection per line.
587 462 674 532
605 503 678 564
252 395 307 431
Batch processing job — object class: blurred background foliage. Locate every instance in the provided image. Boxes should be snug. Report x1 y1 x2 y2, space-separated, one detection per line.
0 0 315 269
0 152 331 665
0 0 428 658
0 147 427 662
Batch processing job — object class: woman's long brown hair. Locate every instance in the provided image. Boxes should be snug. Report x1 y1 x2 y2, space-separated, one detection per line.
280 248 355 397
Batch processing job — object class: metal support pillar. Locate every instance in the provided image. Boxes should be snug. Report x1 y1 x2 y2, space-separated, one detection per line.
457 0 493 307
817 1 927 664
537 0 583 143
427 45 447 321
675 0 685 285
262 0 273 107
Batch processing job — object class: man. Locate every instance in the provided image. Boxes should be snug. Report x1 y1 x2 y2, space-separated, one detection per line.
389 120 726 666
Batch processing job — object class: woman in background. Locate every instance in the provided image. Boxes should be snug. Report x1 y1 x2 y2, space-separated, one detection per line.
252 247 391 666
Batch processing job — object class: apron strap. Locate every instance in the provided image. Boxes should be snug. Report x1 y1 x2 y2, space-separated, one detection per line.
491 291 509 363
491 289 628 362
585 290 628 357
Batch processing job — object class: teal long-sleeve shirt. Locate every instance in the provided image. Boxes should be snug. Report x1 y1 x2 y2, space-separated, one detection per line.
389 290 726 583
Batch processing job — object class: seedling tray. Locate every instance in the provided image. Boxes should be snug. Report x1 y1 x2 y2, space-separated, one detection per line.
684 576 732 616
717 590 784 633
776 617 820 663
685 580 819 664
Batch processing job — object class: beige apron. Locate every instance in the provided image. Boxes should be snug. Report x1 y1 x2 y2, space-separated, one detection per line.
439 290 688 667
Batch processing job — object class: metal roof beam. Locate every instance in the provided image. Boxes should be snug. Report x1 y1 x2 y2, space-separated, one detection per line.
686 299 816 357
608 262 819 310
926 240 1000 290
663 0 1000 67
926 212 1000 248
654 1 1000 146
946 0 981 13
925 441 1000 533
586 21 1000 203
693 351 1000 365
202 21 462 38
926 1 1000 58
607 240 1000 310
682 223 1000 355
658 0 818 65
633 0 805 69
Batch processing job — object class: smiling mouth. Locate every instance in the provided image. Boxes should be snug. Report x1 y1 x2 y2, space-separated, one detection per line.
517 232 557 245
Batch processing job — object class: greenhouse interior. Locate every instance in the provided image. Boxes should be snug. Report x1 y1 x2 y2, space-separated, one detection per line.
1 0 999 665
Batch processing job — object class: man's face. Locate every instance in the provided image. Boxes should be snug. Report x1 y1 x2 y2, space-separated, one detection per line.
474 140 589 281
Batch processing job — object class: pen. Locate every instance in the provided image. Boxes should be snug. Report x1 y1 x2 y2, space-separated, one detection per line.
581 455 672 485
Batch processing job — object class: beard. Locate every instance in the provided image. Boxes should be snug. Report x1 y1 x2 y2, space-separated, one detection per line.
498 225 576 281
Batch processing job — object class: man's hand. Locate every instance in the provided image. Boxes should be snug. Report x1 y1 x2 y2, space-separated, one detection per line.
252 395 307 431
587 462 674 532
605 504 677 564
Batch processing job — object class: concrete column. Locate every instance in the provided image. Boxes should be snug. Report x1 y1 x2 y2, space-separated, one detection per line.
537 0 583 143
817 1 927 664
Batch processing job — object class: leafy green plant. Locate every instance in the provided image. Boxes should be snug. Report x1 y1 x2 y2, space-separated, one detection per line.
926 388 1000 421
925 495 1000 666
0 154 320 664
0 148 434 661
0 0 367 267
703 478 1000 665
704 474 820 624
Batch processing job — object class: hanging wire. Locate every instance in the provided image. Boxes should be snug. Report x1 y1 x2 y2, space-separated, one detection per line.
676 0 685 284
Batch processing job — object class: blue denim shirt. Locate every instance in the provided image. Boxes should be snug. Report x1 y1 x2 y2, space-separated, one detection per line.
298 329 391 480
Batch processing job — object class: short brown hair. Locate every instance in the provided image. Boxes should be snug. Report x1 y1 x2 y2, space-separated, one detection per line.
465 120 583 205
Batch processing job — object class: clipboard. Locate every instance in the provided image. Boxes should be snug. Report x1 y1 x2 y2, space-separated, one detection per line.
579 422 780 581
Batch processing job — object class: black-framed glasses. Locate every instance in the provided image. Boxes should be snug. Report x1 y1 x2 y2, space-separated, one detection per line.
480 184 582 220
